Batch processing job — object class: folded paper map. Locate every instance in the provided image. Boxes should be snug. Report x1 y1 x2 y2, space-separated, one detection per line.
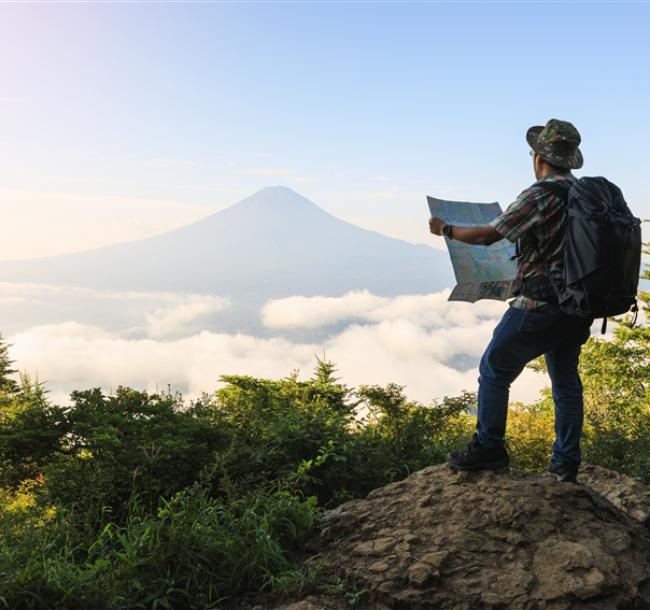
427 196 518 302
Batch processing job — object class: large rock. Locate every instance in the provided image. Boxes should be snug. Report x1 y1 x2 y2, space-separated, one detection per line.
311 465 650 609
579 463 650 528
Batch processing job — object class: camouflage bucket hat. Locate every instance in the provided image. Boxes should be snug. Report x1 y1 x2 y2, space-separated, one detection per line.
526 118 583 169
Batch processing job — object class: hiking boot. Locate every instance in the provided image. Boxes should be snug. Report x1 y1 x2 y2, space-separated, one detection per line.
446 433 510 472
543 462 579 483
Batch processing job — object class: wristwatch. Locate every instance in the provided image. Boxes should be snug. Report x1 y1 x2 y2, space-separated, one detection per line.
442 224 454 239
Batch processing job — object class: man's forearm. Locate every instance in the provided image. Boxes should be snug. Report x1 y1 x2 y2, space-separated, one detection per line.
428 216 504 246
449 224 503 246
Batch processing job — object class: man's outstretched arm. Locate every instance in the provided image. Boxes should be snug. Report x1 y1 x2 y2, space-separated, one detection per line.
429 216 503 246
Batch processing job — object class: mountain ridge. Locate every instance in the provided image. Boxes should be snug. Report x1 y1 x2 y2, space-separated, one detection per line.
0 186 452 300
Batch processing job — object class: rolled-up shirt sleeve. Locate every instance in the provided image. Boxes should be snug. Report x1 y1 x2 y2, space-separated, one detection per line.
489 186 544 243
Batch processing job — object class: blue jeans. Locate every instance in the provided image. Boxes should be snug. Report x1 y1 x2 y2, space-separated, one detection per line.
476 304 593 465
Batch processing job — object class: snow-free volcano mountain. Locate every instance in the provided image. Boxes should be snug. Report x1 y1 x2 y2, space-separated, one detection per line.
0 186 453 299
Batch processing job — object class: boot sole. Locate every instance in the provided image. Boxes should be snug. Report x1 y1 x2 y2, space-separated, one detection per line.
543 471 578 483
447 460 510 472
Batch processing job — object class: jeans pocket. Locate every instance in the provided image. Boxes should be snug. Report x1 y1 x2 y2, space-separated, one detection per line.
517 307 562 336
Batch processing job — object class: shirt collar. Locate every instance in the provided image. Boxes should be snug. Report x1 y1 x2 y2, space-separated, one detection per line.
536 171 574 185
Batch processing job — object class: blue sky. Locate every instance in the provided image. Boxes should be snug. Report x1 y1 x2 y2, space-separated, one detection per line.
1 2 648 257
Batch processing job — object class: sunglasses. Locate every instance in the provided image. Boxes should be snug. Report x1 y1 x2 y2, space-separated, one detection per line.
529 149 536 158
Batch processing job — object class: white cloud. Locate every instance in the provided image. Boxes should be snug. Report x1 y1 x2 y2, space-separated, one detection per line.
262 289 506 330
9 323 317 405
0 282 230 339
262 290 387 329
144 295 229 339
6 288 549 407
0 282 202 303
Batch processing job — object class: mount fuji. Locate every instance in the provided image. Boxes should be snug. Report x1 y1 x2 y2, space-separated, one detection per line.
0 186 453 299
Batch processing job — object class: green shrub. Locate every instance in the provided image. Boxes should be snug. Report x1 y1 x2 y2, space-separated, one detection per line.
0 482 318 610
1 386 226 521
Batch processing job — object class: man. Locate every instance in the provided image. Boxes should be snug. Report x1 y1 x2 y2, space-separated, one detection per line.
429 118 593 483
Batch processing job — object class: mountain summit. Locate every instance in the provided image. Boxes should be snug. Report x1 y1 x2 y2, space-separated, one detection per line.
0 186 452 299
300 464 650 610
225 185 322 214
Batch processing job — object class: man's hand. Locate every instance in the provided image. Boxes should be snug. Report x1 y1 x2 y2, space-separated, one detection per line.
428 216 504 246
429 216 445 236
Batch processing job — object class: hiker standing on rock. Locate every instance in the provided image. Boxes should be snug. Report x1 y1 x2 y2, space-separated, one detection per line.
429 119 593 483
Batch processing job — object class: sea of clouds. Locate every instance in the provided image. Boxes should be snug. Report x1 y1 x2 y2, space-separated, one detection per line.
1 283 554 406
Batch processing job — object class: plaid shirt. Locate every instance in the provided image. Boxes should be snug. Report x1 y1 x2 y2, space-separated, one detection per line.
490 172 576 311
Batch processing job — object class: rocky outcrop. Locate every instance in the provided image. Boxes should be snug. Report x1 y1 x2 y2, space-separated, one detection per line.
307 465 650 609
578 463 650 528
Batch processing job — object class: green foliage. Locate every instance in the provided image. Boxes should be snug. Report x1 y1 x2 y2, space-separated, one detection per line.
194 362 474 507
0 356 479 608
194 359 357 506
0 481 317 609
0 334 18 395
505 399 556 472
353 384 474 482
325 576 370 608
0 374 61 486
1 386 226 520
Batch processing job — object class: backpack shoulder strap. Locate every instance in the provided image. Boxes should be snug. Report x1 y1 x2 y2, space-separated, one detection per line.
535 180 571 199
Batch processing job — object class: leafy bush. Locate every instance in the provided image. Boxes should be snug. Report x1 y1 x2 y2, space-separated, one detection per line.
195 366 475 507
0 481 317 610
1 386 226 521
505 398 555 472
194 360 358 505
